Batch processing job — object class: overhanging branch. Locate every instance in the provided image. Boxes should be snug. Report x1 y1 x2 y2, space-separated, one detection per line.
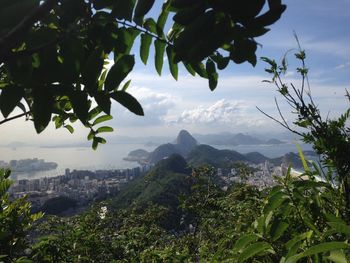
0 111 31 126
0 0 58 60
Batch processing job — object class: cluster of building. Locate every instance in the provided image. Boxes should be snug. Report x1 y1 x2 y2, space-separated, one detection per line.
9 165 153 210
218 161 288 190
1 158 58 173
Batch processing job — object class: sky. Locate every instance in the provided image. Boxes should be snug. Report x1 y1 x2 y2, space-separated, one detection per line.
1 0 350 145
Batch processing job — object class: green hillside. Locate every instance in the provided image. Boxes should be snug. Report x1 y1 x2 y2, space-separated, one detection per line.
187 144 247 167
111 154 191 229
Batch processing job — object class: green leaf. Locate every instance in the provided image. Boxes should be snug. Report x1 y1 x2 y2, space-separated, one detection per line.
92 137 99 150
94 93 111 115
17 102 27 114
233 234 260 253
285 242 350 263
206 59 218 91
96 126 114 133
270 220 289 241
111 91 144 116
140 33 152 65
154 39 166 75
211 54 230 70
230 39 257 66
53 116 63 129
238 242 272 263
326 250 347 263
87 130 95 141
93 115 113 126
92 136 107 150
114 28 139 57
32 87 53 133
121 80 132 91
263 191 289 214
82 48 104 93
59 38 84 83
285 231 313 250
166 46 178 80
112 0 136 21
64 125 74 134
105 55 135 91
191 62 208 78
173 4 205 26
134 0 155 18
156 1 170 36
13 257 33 263
0 85 24 118
88 106 102 120
328 222 350 236
95 137 107 144
254 215 266 235
183 62 196 76
69 90 90 125
296 143 310 172
144 18 157 34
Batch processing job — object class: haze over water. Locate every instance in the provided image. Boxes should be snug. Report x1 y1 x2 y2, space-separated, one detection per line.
1 141 313 180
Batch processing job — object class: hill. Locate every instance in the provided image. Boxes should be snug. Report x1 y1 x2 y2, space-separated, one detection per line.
187 144 247 167
245 152 270 164
147 130 198 164
123 149 150 162
270 152 304 168
111 154 191 229
148 143 179 164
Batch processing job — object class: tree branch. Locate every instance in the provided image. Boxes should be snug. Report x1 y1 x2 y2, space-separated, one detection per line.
256 106 303 136
0 111 30 126
116 19 172 46
0 0 58 59
0 37 61 62
274 97 289 128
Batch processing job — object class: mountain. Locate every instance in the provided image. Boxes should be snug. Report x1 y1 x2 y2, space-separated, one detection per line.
193 132 286 146
270 152 304 168
175 130 198 154
148 143 179 164
147 130 198 164
228 133 263 145
111 154 191 229
266 138 284 145
245 152 270 164
123 149 150 162
187 144 247 167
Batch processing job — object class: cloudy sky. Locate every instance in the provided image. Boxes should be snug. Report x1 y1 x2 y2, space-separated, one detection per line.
1 0 350 145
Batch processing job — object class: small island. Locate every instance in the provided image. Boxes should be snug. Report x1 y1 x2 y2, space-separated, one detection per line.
123 149 150 164
0 158 58 173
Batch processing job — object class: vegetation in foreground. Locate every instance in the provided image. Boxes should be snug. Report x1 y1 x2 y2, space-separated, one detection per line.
0 1 349 259
1 149 350 262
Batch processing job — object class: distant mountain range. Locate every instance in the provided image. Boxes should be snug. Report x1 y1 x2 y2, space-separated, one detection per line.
124 130 308 168
3 131 288 149
193 132 285 146
124 130 198 164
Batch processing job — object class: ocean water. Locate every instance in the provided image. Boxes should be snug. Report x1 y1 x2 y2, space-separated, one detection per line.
214 143 314 158
1 143 155 180
1 142 313 180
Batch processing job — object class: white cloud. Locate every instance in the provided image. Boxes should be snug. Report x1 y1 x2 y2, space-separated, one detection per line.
111 86 178 126
176 99 269 129
335 61 350 70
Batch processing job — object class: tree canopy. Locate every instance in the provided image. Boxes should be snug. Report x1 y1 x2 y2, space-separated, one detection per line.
0 0 286 148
